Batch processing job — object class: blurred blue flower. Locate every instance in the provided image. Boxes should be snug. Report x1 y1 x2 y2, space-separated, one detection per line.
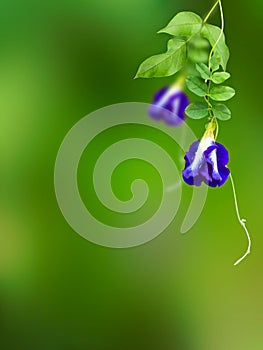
148 84 189 126
182 130 230 187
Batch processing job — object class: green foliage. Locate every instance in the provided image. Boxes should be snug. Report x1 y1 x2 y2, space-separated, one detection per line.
212 104 231 120
158 12 202 36
210 53 221 71
212 72 231 84
188 36 209 64
190 36 210 49
188 49 209 64
135 4 235 124
185 102 209 119
135 11 231 79
186 76 207 97
135 38 186 78
201 24 230 70
209 86 235 101
196 63 211 80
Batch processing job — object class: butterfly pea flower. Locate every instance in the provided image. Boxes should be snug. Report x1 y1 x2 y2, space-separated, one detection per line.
148 82 189 126
182 128 230 187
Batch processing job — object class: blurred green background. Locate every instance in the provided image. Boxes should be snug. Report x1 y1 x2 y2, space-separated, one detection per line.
1 0 263 349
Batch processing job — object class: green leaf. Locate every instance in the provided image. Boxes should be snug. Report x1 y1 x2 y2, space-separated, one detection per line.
188 49 209 64
190 36 210 49
158 12 202 37
185 102 209 119
210 53 220 71
196 63 211 80
212 104 231 120
134 38 186 78
186 76 207 97
188 36 209 64
201 24 230 70
212 72 231 84
209 86 235 101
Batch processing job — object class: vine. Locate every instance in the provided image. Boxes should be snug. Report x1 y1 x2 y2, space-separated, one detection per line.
135 1 251 266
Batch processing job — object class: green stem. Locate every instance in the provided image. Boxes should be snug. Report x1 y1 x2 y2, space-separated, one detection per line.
203 0 220 23
205 79 212 108
204 66 217 135
203 0 224 139
230 174 251 266
208 0 224 70
214 117 219 139
203 4 250 266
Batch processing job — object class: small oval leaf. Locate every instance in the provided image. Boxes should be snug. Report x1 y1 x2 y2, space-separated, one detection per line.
185 102 209 119
212 104 231 120
186 76 207 97
209 86 235 101
196 63 211 80
212 72 231 84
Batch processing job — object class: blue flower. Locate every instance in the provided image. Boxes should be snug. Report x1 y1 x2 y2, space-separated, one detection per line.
148 85 189 126
182 130 230 187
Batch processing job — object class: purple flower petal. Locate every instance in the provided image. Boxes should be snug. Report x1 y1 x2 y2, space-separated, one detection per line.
148 86 189 126
182 138 230 188
153 87 169 103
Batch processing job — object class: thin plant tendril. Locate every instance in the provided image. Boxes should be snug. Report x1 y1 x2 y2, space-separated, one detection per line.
204 0 224 136
205 2 251 265
229 174 251 266
208 0 224 71
203 0 220 23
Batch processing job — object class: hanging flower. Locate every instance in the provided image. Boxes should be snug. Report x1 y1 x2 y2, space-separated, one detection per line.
148 82 189 126
182 127 230 187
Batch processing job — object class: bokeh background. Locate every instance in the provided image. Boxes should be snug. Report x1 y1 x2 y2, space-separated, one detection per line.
1 0 263 349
